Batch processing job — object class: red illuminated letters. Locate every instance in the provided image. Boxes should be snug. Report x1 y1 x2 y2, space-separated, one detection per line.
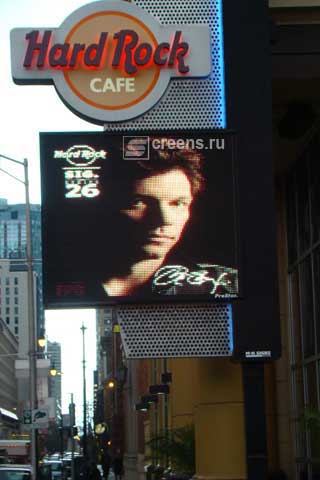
22 29 190 74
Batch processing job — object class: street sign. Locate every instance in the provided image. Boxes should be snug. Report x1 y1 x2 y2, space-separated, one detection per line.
23 409 32 425
32 408 49 428
62 414 71 428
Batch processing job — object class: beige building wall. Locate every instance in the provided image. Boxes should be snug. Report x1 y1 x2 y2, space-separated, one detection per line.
171 358 246 480
0 259 37 357
0 317 18 412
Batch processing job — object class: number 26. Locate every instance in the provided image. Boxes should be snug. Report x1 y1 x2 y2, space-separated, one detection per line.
65 183 100 198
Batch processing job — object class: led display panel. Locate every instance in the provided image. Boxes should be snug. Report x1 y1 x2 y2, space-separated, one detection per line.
40 131 240 308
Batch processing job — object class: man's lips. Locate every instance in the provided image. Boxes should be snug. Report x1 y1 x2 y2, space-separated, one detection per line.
145 234 175 243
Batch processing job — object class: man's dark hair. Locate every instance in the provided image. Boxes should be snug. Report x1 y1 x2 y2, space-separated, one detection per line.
107 141 204 197
135 145 205 196
102 140 205 210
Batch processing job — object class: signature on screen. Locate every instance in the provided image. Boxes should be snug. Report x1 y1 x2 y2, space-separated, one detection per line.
152 265 237 295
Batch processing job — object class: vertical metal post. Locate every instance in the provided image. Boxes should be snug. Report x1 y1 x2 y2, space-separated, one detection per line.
81 324 88 458
163 359 169 469
24 159 38 480
242 363 268 480
112 324 118 415
111 315 119 455
60 421 64 459
152 360 158 465
69 394 76 480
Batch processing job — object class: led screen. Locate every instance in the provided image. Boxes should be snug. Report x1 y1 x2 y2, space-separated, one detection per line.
40 131 240 308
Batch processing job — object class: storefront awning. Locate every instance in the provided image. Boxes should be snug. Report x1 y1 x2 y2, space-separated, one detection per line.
0 408 18 421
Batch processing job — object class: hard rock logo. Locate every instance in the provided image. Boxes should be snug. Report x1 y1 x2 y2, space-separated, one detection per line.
11 1 212 123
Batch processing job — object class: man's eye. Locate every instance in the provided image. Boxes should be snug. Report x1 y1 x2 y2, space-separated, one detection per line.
172 199 189 207
130 199 145 208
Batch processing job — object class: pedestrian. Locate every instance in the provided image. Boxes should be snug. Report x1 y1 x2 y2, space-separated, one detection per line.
113 450 123 480
102 453 111 480
88 461 102 480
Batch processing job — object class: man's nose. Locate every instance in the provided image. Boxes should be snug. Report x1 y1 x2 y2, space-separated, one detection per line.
153 202 173 226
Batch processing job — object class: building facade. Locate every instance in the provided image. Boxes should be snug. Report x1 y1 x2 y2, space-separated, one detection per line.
93 3 320 480
0 259 36 356
0 199 43 338
47 340 62 409
0 318 18 410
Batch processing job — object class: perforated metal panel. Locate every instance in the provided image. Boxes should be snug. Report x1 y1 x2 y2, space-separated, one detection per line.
108 1 231 359
104 0 225 131
117 303 233 358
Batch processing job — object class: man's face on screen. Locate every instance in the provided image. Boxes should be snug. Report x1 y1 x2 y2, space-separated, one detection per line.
119 169 193 260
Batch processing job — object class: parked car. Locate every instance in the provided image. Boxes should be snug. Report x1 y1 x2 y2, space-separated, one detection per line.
43 461 62 480
0 464 32 480
0 464 52 480
47 454 61 462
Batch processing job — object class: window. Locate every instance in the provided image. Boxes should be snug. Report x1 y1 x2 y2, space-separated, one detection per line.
14 277 18 285
6 317 9 324
14 317 18 325
287 132 320 479
5 278 9 286
5 297 9 305
14 287 18 295
5 307 9 315
14 307 18 315
14 326 18 335
5 287 9 295
14 297 18 305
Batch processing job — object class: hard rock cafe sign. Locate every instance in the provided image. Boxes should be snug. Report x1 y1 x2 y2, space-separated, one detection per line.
10 1 212 123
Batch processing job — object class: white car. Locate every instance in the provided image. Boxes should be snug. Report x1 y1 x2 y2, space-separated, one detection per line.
0 464 32 480
0 464 51 480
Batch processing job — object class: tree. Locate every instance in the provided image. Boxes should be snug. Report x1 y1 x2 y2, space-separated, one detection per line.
146 424 195 477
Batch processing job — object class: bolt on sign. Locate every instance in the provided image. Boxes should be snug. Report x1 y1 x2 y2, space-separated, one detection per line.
10 0 211 123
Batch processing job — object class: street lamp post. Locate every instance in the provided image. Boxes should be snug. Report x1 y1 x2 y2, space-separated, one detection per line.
0 154 38 480
69 393 76 480
81 324 88 458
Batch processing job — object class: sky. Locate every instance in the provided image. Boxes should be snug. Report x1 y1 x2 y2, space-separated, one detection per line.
45 309 97 426
0 0 103 424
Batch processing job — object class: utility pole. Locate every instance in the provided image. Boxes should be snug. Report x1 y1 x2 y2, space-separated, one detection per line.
25 158 38 479
69 393 76 480
81 324 87 458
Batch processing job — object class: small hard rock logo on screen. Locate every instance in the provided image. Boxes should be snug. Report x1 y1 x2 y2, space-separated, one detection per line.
53 145 107 199
11 1 212 123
